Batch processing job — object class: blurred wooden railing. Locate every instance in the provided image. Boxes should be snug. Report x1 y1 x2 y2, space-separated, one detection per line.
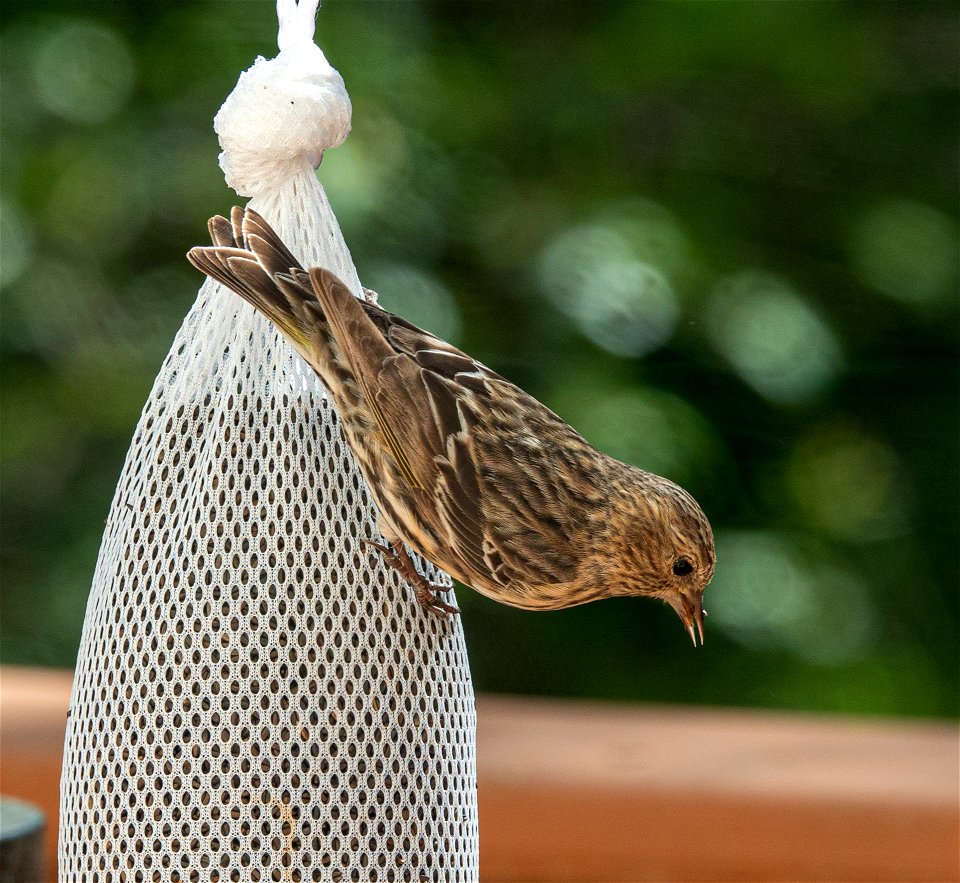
1 666 957 882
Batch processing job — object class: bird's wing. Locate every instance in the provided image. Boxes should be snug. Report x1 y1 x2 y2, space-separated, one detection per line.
307 268 438 493
314 271 593 593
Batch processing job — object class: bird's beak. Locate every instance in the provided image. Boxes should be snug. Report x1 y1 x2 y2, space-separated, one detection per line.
674 593 705 647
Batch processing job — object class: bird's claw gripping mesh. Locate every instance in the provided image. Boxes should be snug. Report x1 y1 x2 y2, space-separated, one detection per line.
58 86 480 883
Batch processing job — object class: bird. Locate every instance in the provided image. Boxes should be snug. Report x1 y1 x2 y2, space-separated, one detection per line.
187 207 715 645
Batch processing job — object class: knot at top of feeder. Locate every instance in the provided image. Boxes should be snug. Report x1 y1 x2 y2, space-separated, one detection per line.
214 0 351 198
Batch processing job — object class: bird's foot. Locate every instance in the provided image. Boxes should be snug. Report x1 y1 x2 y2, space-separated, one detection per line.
363 539 459 617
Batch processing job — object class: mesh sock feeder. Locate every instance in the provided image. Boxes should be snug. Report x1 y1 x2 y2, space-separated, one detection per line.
59 3 480 880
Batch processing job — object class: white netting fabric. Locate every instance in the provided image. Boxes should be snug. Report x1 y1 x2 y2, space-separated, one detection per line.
59 7 479 880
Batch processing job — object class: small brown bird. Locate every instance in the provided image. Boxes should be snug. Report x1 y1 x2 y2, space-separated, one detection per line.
188 208 715 644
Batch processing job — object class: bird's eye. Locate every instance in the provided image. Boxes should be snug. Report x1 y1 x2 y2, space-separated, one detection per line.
672 557 693 576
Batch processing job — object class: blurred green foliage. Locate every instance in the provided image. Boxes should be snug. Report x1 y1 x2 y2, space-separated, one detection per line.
1 0 957 717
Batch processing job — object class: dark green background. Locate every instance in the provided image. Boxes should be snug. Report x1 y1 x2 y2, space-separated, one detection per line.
2 1 957 716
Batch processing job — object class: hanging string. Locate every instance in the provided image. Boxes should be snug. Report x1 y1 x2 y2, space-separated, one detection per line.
277 0 318 51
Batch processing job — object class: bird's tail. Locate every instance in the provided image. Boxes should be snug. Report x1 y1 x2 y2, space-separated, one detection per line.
187 207 330 360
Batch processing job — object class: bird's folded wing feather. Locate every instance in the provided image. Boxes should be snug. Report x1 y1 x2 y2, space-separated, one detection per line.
315 271 591 591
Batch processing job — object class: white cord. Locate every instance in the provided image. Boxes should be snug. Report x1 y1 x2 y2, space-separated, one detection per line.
277 0 319 51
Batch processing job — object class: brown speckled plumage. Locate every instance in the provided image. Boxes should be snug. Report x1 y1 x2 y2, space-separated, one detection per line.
188 208 715 644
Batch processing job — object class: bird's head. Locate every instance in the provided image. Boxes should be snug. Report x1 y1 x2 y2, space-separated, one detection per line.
612 471 715 646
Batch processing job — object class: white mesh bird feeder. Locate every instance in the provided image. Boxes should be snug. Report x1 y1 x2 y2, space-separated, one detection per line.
59 3 480 880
